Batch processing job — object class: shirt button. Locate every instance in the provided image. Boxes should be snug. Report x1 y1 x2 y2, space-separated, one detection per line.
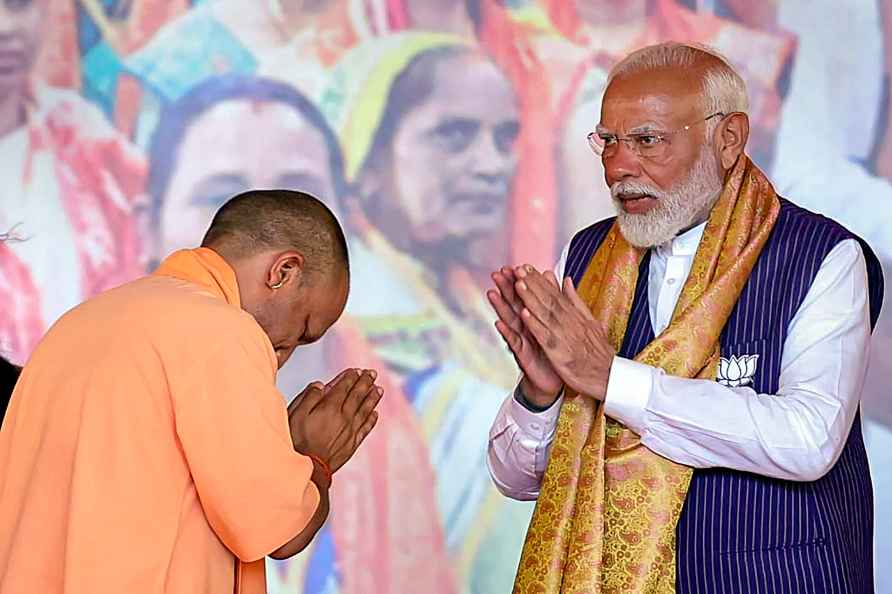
529 423 541 432
667 278 676 285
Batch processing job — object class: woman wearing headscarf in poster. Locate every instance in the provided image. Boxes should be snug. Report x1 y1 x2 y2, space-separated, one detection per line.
518 0 795 243
0 0 145 366
146 73 456 594
318 32 534 593
113 0 386 148
367 0 558 267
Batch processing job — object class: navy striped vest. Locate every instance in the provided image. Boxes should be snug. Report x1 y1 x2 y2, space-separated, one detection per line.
565 199 884 594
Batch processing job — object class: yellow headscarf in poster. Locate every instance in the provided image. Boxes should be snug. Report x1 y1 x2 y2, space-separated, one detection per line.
317 31 470 182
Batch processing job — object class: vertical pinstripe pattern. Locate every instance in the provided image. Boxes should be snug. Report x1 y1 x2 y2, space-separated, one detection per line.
563 200 884 593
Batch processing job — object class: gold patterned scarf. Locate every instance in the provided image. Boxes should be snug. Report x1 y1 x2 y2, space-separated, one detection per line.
513 156 780 594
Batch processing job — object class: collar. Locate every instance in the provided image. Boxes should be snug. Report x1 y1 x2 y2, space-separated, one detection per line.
655 221 708 258
153 247 241 307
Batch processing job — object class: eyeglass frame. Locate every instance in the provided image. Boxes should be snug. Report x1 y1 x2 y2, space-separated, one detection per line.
587 112 727 160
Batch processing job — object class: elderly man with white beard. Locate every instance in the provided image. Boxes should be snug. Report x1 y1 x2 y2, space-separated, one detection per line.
485 42 885 594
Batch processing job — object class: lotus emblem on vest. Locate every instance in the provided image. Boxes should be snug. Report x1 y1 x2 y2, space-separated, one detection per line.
717 354 759 387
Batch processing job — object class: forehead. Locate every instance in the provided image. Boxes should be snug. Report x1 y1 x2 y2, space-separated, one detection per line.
600 69 703 130
416 54 518 121
178 100 332 179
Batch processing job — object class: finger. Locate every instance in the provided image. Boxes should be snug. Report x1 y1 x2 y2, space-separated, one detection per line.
325 368 352 390
495 319 524 355
492 269 523 314
287 381 322 416
355 385 384 421
289 382 326 418
343 378 383 419
515 274 557 326
563 276 595 320
341 370 377 415
513 263 540 279
500 266 517 284
346 390 381 451
525 270 578 324
523 268 564 301
352 410 379 451
543 270 561 289
487 289 522 330
331 409 380 474
327 369 361 409
521 307 557 352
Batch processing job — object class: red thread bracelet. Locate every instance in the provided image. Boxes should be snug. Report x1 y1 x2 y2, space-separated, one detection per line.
308 454 332 485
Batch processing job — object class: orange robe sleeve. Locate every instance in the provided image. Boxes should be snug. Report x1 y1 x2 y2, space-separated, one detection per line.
166 318 320 562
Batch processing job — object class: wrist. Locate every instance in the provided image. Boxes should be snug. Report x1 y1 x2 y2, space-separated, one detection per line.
307 453 332 490
517 377 561 411
589 356 614 401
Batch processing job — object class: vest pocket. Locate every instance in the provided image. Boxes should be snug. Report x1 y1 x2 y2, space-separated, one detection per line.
711 539 835 593
694 470 828 555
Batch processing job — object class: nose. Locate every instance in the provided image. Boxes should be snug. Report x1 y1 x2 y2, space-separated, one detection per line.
603 139 642 185
469 129 513 188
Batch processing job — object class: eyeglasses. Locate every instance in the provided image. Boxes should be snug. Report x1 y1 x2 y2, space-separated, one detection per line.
587 112 725 161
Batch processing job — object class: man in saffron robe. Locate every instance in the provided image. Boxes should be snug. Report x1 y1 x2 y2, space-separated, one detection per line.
145 74 457 594
0 190 383 593
488 43 883 594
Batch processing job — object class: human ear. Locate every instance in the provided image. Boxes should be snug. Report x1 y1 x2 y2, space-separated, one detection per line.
716 112 750 171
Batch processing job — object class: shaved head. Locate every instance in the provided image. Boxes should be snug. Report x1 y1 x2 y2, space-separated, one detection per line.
202 189 351 368
202 189 349 280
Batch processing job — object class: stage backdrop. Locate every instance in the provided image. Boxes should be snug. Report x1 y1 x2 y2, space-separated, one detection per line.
2 0 892 592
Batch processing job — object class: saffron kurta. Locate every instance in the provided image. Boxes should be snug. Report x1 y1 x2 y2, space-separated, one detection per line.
0 248 319 594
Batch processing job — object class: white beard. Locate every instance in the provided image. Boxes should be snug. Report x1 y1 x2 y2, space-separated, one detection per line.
611 148 724 248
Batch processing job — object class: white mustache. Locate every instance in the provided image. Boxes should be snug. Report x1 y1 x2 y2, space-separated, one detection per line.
610 181 665 201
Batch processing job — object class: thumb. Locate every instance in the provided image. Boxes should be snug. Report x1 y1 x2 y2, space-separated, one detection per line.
562 276 594 319
290 382 325 419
